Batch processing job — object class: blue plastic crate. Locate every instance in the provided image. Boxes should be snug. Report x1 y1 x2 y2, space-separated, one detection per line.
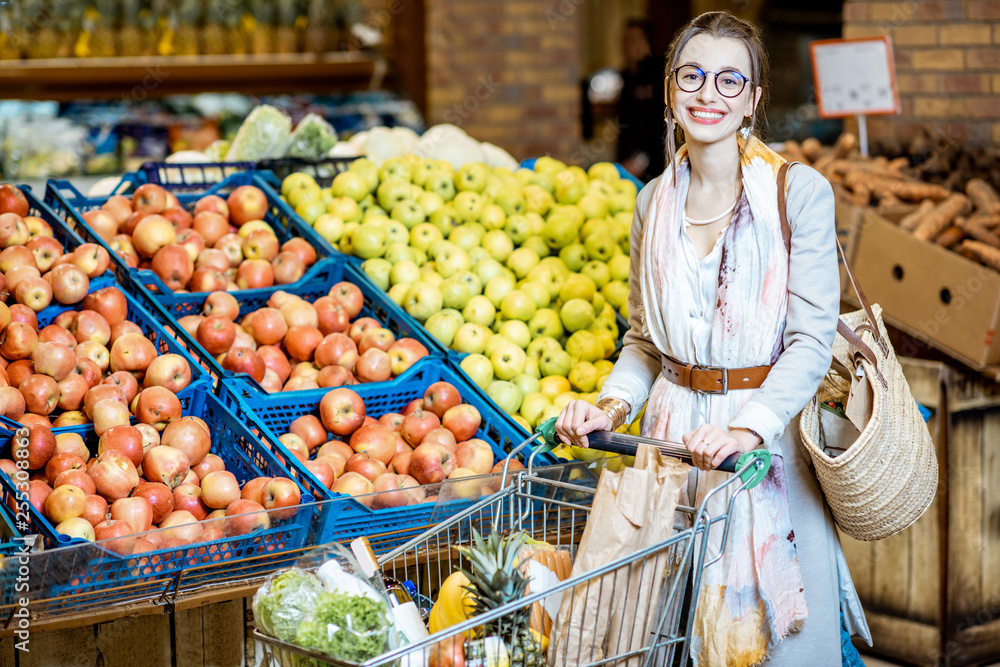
43 170 335 297
122 256 447 398
140 156 358 191
0 279 211 433
218 362 551 550
0 389 314 611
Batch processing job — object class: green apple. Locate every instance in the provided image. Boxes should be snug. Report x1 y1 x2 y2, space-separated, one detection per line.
515 168 536 185
519 281 551 309
523 356 541 379
358 193 377 212
560 274 596 303
587 179 615 198
490 343 527 381
519 392 551 427
492 187 525 216
522 185 554 216
288 184 321 209
453 191 484 222
568 361 598 393
379 156 412 183
484 334 513 359
560 299 596 332
429 205 461 236
352 224 388 259
522 236 550 261
448 224 482 252
380 220 407 247
506 247 540 280
584 233 616 262
613 178 638 199
500 290 537 321
539 348 573 377
462 295 496 327
282 172 317 197
441 277 472 309
476 230 509 263
435 243 472 278
295 199 326 225
577 193 609 220
389 260 421 286
416 191 445 217
410 157 437 186
410 223 444 251
607 191 634 215
386 283 410 306
320 187 336 205
554 170 587 205
409 184 425 202
326 196 361 223
543 209 581 250
312 214 344 244
453 270 483 296
480 204 507 231
337 222 357 254
587 162 620 182
534 156 567 176
484 274 517 308
424 170 457 202
527 336 562 360
512 373 541 398
454 162 489 193
460 353 494 390
403 282 443 321
361 258 392 290
468 247 489 266
581 260 611 289
425 310 464 347
499 320 531 349
471 257 504 286
376 178 411 211
528 308 563 340
331 171 370 202
608 254 630 282
601 280 630 310
580 217 606 241
526 264 564 299
503 214 532 245
566 331 605 363
453 323 491 355
390 200 426 229
419 264 444 286
346 157 379 192
487 380 523 414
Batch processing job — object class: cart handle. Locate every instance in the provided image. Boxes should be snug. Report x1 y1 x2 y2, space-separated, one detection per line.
533 416 771 490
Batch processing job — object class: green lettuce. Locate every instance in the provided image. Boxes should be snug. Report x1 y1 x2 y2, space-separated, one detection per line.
294 591 391 662
287 113 338 159
252 568 326 642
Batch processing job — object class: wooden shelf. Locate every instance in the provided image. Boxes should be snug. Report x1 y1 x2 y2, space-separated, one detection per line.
0 52 384 100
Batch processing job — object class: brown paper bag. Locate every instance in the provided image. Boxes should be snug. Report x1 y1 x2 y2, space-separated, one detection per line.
548 444 690 666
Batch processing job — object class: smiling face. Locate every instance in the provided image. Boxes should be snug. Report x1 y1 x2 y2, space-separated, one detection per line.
667 33 762 148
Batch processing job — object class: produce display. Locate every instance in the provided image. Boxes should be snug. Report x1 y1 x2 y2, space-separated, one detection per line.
177 283 429 391
0 283 197 430
779 135 1000 272
81 181 321 292
279 382 523 507
276 156 637 433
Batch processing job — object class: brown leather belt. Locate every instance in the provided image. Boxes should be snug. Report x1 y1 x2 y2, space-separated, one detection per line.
661 355 772 394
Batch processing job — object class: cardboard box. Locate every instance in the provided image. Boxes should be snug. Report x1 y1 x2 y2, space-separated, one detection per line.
846 209 1000 367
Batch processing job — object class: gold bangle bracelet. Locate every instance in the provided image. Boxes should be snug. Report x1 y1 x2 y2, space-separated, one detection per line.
597 398 630 431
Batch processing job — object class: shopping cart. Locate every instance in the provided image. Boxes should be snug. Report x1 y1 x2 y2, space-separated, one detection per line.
255 421 772 667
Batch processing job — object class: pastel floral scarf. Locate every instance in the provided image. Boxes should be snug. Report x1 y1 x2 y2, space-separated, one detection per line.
637 137 809 666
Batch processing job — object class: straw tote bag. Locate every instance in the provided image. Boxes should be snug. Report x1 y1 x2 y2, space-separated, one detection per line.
778 162 938 542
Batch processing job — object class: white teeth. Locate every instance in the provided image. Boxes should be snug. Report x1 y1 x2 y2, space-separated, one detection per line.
691 110 724 119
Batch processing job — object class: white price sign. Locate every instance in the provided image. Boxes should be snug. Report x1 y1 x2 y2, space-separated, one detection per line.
810 37 900 118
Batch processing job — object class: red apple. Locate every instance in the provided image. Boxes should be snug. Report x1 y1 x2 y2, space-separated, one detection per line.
202 291 240 321
104 371 140 404
281 238 317 267
345 452 387 482
45 452 86 485
244 308 287 346
88 450 140 501
402 410 441 447
82 286 128 326
191 453 224 481
81 494 108 527
388 339 429 377
319 387 366 436
0 321 37 360
348 317 381 344
109 333 157 374
132 481 173 523
236 260 274 289
162 206 192 230
98 425 144 468
159 417 211 466
227 185 268 226
71 243 112 278
303 460 335 489
189 267 228 293
143 445 190 488
83 384 125 419
378 413 405 432
313 296 350 336
442 405 482 442
26 236 63 272
455 439 495 475
38 324 76 348
12 423 57 470
289 415 326 451
408 443 455 485
151 244 194 291
197 315 236 355
111 496 153 534
331 282 364 319
314 333 358 370
73 310 111 346
49 264 90 305
372 473 425 509
160 510 203 543
317 440 353 462
171 484 209 520
222 347 266 382
423 382 462 420
0 184 29 217
55 433 89 461
271 251 305 285
143 354 193 393
358 328 396 354
262 477 301 520
76 340 110 372
348 423 397 466
53 469 97 495
241 476 271 505
26 479 52 514
134 386 183 431
132 183 168 214
224 499 270 536
194 195 229 219
201 470 240 509
390 451 412 477
56 517 96 541
354 348 392 383
109 320 143 346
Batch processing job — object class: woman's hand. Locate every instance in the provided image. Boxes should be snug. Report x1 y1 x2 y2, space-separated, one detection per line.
681 425 762 471
555 400 613 448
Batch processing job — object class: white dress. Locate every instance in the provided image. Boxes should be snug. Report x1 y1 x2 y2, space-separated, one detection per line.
600 165 871 665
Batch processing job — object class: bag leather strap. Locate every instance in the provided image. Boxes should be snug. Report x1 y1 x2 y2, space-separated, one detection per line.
776 161 883 369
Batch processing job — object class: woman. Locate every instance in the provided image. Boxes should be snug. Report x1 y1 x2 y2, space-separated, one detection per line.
556 12 870 667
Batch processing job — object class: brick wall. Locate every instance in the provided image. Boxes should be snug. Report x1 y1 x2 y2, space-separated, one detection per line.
842 0 1000 148
423 0 583 162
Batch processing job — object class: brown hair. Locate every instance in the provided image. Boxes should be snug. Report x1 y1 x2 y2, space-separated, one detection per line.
662 12 769 181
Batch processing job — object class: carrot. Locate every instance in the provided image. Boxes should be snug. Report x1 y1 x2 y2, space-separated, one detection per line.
935 225 965 247
957 217 1000 248
966 178 1000 215
958 240 1000 272
913 194 971 241
900 199 936 231
968 211 1000 230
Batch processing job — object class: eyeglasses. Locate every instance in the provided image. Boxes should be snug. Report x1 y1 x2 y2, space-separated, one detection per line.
671 65 751 98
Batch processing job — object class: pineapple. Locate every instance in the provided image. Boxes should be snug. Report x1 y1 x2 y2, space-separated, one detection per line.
457 530 545 667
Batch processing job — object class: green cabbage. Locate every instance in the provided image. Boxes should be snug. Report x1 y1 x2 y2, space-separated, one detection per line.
287 113 338 160
294 591 391 662
252 568 326 642
225 104 292 162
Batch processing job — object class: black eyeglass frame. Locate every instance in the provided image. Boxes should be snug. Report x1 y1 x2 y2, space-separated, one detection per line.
669 66 752 98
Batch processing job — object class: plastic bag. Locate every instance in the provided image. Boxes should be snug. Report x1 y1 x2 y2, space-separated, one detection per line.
286 113 338 159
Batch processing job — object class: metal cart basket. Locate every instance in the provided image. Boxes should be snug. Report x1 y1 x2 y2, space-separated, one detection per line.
255 432 771 667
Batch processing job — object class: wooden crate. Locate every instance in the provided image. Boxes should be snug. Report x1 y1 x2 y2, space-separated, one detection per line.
841 358 1000 666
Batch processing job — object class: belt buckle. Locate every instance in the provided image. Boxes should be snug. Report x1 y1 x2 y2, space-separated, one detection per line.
691 363 728 394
